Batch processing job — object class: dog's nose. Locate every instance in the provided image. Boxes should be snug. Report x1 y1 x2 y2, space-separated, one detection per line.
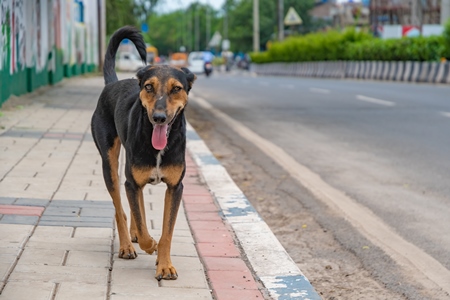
152 112 166 124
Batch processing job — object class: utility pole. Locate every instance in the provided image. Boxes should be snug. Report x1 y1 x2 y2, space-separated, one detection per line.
206 6 210 48
253 0 259 52
442 0 450 25
195 5 200 51
278 0 284 41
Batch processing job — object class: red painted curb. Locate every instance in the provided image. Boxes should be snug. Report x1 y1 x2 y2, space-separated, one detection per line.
183 154 265 300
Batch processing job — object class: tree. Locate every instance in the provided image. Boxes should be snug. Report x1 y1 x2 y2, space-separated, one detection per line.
106 0 138 35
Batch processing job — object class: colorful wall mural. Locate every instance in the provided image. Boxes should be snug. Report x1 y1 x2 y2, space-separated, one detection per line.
0 0 100 106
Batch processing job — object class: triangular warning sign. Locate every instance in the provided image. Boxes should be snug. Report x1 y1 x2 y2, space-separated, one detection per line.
284 7 302 26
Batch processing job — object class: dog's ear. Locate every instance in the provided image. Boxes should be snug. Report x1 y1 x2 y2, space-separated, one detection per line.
181 67 196 93
136 66 152 86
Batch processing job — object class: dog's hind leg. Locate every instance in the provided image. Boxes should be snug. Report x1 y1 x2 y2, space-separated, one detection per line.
103 138 137 259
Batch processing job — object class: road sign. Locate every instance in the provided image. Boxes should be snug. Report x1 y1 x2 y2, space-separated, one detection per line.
208 31 222 48
284 7 302 26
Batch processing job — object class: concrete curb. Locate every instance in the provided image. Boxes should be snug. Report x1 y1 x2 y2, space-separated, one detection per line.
185 123 321 300
252 61 450 84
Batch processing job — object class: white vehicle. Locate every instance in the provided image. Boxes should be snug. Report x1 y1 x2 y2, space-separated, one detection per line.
187 51 206 74
116 52 145 72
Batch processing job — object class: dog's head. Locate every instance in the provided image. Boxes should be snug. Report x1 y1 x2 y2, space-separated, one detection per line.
136 65 196 150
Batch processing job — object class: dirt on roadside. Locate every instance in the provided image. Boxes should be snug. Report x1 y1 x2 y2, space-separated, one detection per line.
186 106 405 300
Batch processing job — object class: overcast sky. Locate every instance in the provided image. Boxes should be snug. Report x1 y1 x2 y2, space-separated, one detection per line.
157 0 225 13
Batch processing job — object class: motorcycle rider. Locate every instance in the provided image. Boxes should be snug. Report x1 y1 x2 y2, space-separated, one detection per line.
203 51 214 76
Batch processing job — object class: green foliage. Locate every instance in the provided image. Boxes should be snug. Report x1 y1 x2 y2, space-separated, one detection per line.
443 18 450 59
106 0 138 35
251 28 447 63
347 36 446 61
250 28 372 63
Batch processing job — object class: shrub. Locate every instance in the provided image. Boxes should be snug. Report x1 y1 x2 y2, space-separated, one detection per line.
251 27 447 63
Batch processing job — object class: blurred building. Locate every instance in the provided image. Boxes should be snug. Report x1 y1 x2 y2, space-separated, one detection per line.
311 0 445 28
0 0 106 106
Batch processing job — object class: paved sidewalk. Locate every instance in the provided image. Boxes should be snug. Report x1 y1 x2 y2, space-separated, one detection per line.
0 75 320 299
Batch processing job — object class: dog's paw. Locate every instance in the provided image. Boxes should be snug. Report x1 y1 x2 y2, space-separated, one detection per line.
140 237 158 254
155 263 178 281
130 233 138 243
118 244 137 259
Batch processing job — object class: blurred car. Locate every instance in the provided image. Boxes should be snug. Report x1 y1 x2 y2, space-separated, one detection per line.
169 52 188 68
116 52 145 72
188 51 206 74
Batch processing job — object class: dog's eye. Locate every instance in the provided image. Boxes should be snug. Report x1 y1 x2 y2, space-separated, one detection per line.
172 86 182 94
145 84 153 92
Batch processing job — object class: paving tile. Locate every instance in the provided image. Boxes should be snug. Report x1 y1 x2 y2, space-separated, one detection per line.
14 198 50 207
0 262 14 281
113 254 156 270
193 229 235 244
0 224 34 247
0 281 54 300
189 220 227 231
196 243 240 258
112 268 159 287
186 211 223 221
213 288 264 300
110 286 212 299
183 194 215 204
65 250 111 268
17 248 66 266
26 237 111 252
0 204 45 216
202 257 249 272
159 267 209 289
0 197 16 205
183 202 218 212
55 282 107 300
0 214 39 225
74 227 113 239
32 226 73 238
208 270 259 290
0 248 21 263
9 265 108 284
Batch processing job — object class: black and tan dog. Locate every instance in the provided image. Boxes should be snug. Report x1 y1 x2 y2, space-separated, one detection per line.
91 26 196 280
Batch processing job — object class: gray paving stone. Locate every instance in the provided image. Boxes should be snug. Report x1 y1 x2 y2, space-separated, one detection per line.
111 268 159 287
0 262 14 281
160 268 209 289
80 207 115 218
74 227 113 239
43 207 80 216
32 226 73 238
39 220 114 228
0 197 15 205
17 248 66 266
9 265 108 284
0 281 54 300
0 215 39 225
55 282 107 300
65 251 111 268
26 239 111 252
14 198 50 207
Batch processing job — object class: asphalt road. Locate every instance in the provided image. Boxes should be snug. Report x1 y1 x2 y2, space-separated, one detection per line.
188 71 450 295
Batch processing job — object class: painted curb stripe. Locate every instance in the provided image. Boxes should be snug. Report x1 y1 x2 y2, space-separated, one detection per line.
186 123 321 300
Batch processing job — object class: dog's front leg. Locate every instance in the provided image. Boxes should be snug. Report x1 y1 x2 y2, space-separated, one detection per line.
155 182 183 280
125 180 158 254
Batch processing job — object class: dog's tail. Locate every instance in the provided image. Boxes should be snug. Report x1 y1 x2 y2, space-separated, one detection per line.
103 26 147 85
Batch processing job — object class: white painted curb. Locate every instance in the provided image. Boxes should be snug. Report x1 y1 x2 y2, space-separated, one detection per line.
185 122 321 300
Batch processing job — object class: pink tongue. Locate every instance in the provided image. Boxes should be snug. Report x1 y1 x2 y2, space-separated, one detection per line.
152 124 168 150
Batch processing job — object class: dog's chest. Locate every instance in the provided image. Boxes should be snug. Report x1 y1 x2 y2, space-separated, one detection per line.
149 152 164 185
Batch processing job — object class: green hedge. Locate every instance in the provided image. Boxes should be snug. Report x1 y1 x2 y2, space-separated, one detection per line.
250 27 450 63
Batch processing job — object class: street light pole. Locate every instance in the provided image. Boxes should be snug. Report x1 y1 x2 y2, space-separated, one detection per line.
253 0 259 52
278 0 284 41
